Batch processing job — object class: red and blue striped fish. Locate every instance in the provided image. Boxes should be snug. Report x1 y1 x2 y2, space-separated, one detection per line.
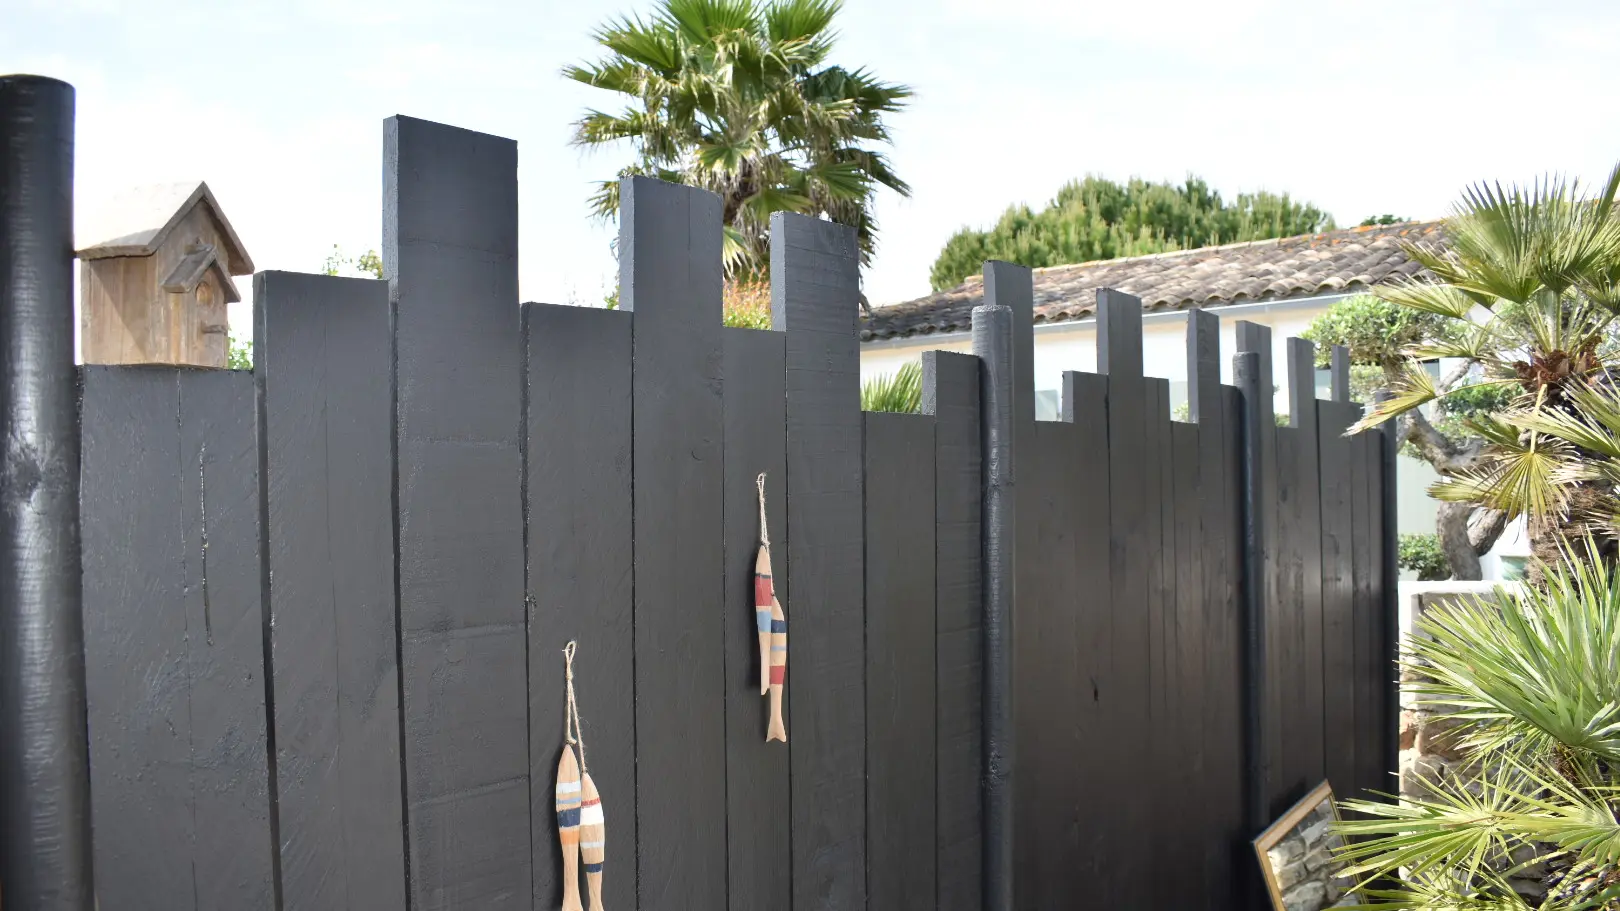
755 543 775 696
767 597 787 742
556 745 584 911
580 772 606 911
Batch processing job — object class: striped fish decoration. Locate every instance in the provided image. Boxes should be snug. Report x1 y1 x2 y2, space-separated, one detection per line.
767 596 787 742
580 772 606 911
556 745 585 911
755 543 775 696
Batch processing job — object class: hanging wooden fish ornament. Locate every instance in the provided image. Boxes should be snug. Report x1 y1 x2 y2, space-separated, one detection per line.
555 740 584 911
561 641 607 911
754 473 776 697
580 772 606 911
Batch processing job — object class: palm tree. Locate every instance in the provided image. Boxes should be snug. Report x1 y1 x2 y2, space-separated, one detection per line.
1335 543 1620 909
564 0 911 282
1354 164 1620 567
860 361 920 413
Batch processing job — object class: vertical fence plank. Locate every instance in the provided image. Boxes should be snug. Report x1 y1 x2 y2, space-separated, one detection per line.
721 326 789 911
865 412 938 911
385 115 529 909
1235 322 1277 828
922 350 983 911
1216 383 1247 911
1274 425 1308 806
1097 288 1148 908
523 303 636 909
1287 338 1326 798
1060 370 1114 897
82 368 275 910
0 74 93 911
1172 418 1205 908
1317 401 1358 800
256 272 405 911
1013 420 1078 910
1187 309 1232 911
774 211 867 911
1145 378 1176 910
623 177 728 909
1348 427 1375 801
1379 404 1401 796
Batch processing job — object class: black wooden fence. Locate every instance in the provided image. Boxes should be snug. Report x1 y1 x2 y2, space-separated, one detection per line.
0 78 1398 911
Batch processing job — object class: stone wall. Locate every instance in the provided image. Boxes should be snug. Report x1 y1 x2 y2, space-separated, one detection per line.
1264 799 1356 910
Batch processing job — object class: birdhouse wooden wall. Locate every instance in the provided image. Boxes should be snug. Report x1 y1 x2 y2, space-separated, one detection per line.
78 182 250 368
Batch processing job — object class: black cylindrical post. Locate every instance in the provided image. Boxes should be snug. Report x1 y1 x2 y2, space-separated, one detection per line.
973 297 1015 911
0 75 95 910
1234 350 1267 837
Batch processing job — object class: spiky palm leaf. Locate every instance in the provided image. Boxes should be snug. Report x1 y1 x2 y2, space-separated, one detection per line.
566 0 911 278
1335 546 1620 909
861 361 921 413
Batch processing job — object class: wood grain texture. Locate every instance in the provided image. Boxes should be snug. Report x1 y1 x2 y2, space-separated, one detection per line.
1234 321 1279 823
773 211 867 911
1146 378 1175 911
721 326 790 911
81 367 275 910
623 177 728 910
385 115 529 909
1349 426 1375 802
864 411 938 911
1214 385 1247 911
1013 419 1082 910
921 350 983 911
1317 401 1358 800
1060 370 1114 899
523 303 636 910
1097 289 1149 908
255 271 406 911
1172 419 1205 910
1286 338 1326 803
1274 427 1309 808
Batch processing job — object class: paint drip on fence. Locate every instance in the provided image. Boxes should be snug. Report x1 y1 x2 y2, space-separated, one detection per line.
557 641 606 911
757 473 787 742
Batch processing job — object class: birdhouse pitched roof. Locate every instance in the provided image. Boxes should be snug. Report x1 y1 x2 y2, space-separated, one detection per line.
76 181 254 275
161 244 242 304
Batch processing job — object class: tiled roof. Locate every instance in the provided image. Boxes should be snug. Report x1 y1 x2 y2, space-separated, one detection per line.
860 220 1443 341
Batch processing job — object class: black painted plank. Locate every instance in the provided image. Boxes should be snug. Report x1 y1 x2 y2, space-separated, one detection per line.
864 411 938 911
385 115 529 909
623 177 727 909
1235 321 1279 823
721 326 790 911
1013 420 1082 909
1287 339 1326 797
922 350 982 911
81 368 275 910
523 303 636 910
773 211 867 911
1060 370 1114 897
1172 419 1206 909
1096 289 1149 908
1348 426 1375 802
1213 384 1248 911
1366 429 1393 798
1144 377 1175 911
256 272 405 911
1274 426 1309 810
1317 401 1358 798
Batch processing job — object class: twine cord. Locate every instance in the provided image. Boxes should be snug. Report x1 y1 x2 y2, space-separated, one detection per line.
757 472 770 547
564 640 586 773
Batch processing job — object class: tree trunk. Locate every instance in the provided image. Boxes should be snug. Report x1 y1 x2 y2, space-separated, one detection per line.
1436 501 1483 580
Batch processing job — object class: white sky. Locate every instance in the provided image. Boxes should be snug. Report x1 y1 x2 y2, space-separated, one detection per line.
7 0 1620 337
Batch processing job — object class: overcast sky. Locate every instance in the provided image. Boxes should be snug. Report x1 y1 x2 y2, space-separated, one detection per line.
8 0 1620 335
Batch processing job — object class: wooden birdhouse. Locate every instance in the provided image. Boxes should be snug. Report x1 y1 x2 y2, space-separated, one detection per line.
77 182 254 368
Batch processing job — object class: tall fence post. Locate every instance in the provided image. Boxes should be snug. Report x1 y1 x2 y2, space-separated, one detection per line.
0 74 95 910
973 264 1019 911
1233 341 1269 834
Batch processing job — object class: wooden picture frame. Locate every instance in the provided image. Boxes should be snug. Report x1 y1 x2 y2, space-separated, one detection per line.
1252 780 1352 910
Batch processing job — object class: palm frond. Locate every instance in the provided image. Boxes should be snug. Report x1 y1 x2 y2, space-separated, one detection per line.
861 362 921 413
1350 361 1439 432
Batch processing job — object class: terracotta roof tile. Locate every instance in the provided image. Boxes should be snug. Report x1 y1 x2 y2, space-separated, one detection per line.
861 220 1444 341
